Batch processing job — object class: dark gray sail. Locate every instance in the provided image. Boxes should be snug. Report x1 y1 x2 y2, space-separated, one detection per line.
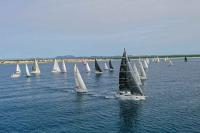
109 59 114 70
184 56 188 62
95 59 102 72
119 49 144 96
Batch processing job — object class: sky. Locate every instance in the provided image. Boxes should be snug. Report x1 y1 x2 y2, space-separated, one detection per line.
0 0 200 58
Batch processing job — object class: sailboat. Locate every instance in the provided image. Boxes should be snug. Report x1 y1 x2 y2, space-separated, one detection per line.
31 59 41 74
62 60 67 73
168 59 173 66
85 62 91 73
184 56 188 62
52 59 61 73
74 64 88 92
95 59 103 74
109 59 114 71
104 63 109 70
117 48 145 100
25 64 31 77
139 60 147 80
11 64 21 78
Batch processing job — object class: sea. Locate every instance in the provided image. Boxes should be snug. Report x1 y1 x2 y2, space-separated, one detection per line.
0 59 200 133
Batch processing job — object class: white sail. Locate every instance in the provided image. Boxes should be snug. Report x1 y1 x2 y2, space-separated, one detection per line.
11 64 21 78
86 62 91 72
104 63 108 70
146 58 150 64
132 63 142 86
139 61 147 80
143 60 149 70
52 59 61 73
74 64 88 92
62 60 67 73
168 59 173 66
16 64 21 74
31 59 41 74
25 64 31 77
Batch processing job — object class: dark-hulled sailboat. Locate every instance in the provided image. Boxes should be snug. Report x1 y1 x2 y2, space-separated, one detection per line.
95 59 103 74
109 59 114 71
117 49 145 100
184 56 188 62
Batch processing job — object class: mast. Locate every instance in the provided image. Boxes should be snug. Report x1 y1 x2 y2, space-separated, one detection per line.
95 59 102 73
119 49 144 95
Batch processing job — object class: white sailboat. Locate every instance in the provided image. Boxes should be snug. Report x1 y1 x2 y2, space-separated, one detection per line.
62 60 67 73
16 64 21 74
104 63 109 70
139 61 147 80
74 64 88 93
85 62 91 72
25 64 31 77
52 59 61 73
168 59 173 66
11 64 21 78
31 59 41 74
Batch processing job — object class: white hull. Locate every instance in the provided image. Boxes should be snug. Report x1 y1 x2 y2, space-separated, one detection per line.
75 88 88 93
95 71 103 74
116 93 146 100
51 70 61 73
11 73 20 78
31 71 40 74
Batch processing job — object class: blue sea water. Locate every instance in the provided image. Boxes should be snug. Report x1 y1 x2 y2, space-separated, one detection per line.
0 59 200 133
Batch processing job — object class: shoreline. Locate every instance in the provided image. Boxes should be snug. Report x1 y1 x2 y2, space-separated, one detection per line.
0 56 199 64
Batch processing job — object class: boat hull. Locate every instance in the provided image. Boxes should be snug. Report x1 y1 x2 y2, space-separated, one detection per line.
11 74 20 78
75 89 88 93
95 71 103 74
116 93 146 101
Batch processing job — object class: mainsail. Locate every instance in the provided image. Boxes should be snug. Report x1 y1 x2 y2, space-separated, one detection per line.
143 60 148 70
31 59 40 74
139 61 147 80
62 60 67 73
104 63 108 70
86 62 91 72
16 64 21 74
109 59 114 70
74 64 88 92
52 59 61 73
95 59 102 73
119 49 144 96
132 63 142 86
25 64 31 77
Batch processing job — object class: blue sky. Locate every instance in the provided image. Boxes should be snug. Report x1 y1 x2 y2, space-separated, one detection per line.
0 0 200 58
